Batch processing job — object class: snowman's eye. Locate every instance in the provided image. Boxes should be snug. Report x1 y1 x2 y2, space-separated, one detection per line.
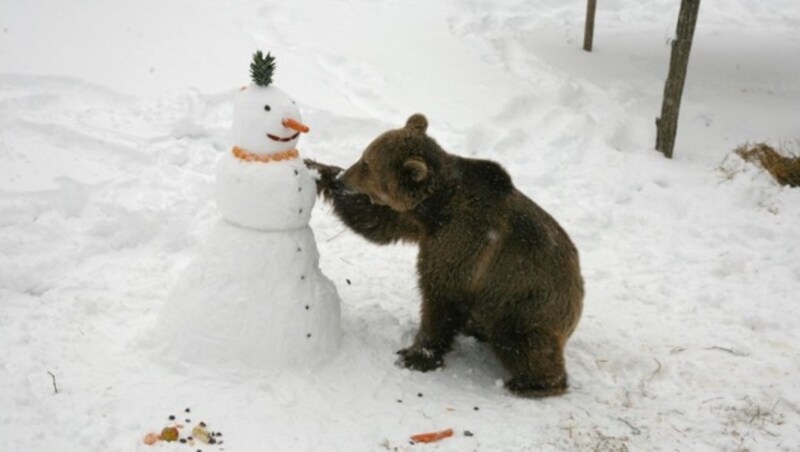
264 105 271 112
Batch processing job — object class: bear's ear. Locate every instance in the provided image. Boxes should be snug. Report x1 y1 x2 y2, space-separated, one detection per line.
405 114 428 133
403 157 428 183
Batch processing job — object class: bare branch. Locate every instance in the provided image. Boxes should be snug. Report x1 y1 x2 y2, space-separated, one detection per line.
47 371 59 394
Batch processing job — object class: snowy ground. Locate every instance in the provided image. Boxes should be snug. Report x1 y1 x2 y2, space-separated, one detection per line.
2 0 800 450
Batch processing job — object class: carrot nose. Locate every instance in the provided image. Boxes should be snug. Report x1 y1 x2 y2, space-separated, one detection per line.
283 118 310 133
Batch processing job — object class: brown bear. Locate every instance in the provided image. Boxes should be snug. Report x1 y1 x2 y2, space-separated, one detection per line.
306 114 584 397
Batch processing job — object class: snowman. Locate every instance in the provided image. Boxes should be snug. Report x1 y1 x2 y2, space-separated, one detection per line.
156 51 341 369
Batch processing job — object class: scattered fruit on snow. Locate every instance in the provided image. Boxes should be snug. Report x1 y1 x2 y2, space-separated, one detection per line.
160 426 180 442
192 424 212 444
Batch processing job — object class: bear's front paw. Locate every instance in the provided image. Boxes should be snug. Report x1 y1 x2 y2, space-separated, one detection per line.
304 158 344 179
396 346 444 372
304 159 345 196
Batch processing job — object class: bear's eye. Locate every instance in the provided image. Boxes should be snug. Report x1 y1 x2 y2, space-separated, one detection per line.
264 105 271 112
361 161 369 173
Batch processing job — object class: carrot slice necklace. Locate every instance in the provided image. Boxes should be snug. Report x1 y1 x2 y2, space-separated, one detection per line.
231 147 299 163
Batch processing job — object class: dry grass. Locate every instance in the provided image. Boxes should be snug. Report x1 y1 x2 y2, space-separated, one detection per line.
735 143 800 187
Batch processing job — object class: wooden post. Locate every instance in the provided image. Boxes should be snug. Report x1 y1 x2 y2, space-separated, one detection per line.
583 0 597 52
655 0 701 159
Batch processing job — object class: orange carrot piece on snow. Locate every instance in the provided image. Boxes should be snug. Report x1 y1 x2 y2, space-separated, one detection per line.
410 428 454 444
143 432 160 445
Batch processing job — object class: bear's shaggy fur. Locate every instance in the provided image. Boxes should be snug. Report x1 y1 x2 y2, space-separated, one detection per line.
306 114 584 397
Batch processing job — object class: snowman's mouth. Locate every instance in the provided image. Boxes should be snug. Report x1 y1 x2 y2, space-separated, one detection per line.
267 132 300 142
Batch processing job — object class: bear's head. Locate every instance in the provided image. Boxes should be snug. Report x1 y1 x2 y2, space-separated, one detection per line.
339 114 445 212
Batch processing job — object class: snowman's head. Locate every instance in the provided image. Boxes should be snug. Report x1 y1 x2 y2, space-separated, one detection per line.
232 85 308 155
232 51 309 156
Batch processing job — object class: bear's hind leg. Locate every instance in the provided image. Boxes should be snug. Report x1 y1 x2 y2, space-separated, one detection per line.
493 329 568 398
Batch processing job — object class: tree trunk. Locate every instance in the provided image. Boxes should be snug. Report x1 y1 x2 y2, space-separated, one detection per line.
583 0 597 52
655 0 701 159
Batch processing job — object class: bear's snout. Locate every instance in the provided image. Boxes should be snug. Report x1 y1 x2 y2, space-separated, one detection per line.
339 163 395 208
334 171 359 196
338 165 363 194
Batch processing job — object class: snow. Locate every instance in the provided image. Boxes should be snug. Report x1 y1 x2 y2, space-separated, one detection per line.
1 0 799 450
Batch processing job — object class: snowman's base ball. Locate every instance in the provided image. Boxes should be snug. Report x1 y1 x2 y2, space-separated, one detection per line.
156 220 341 369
